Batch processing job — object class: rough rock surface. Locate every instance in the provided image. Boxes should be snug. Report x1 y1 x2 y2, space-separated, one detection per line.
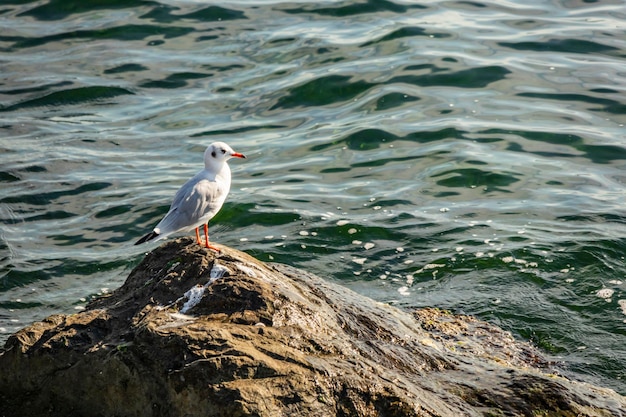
1 238 624 417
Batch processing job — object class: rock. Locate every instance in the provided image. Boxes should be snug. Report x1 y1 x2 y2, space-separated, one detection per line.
1 237 624 417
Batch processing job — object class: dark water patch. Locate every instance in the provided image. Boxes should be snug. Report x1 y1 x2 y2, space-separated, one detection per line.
466 160 488 166
268 37 296 46
312 127 465 152
95 205 133 219
579 144 626 164
431 190 461 198
518 92 626 114
104 63 149 74
0 172 20 183
499 38 620 55
405 127 466 143
557 213 626 225
0 86 134 112
351 154 425 169
320 167 351 174
488 128 626 163
590 88 620 94
0 182 111 206
1 258 134 291
20 165 46 173
432 168 519 190
173 5 246 22
192 125 278 137
18 0 158 21
201 63 247 72
11 25 194 49
483 128 580 147
342 128 398 151
196 34 219 42
139 72 213 89
403 63 437 72
390 66 511 88
370 199 414 208
361 26 429 47
92 223 142 244
374 92 420 111
216 203 302 227
1 268 51 290
272 75 375 110
455 1 487 8
281 0 425 17
311 129 398 151
49 234 98 246
0 300 43 310
0 35 22 52
131 204 170 230
141 5 246 23
24 210 76 223
1 81 73 96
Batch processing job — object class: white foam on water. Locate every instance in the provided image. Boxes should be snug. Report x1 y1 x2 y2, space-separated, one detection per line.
595 288 614 300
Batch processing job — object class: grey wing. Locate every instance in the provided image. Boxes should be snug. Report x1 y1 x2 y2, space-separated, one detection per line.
155 177 224 235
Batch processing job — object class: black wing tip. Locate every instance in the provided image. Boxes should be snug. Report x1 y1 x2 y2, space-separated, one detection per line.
135 231 159 245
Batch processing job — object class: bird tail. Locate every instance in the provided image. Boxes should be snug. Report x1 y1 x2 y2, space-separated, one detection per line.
135 231 160 245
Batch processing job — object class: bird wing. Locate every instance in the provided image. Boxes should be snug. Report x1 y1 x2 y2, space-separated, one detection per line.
155 173 229 237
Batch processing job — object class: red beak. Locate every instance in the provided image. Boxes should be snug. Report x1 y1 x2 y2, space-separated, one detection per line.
231 152 246 159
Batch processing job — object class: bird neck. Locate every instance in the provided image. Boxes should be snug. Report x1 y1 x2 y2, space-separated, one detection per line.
205 159 225 172
204 161 230 181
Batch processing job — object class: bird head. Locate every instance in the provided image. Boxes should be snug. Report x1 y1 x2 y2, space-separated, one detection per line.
204 142 246 170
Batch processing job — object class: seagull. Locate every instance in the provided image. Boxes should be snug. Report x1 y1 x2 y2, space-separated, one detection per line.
135 142 246 251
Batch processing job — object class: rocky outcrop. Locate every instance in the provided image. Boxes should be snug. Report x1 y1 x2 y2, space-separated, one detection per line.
1 238 624 417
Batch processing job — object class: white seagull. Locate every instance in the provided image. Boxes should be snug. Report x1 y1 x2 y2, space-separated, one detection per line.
135 141 246 251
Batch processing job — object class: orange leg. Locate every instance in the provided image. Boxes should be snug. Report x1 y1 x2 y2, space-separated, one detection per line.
203 223 220 252
195 227 202 245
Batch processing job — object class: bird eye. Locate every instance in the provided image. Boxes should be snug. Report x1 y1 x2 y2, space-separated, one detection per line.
221 149 226 154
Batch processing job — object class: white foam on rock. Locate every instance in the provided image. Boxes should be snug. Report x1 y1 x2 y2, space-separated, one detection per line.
180 285 207 314
210 262 231 284
236 264 256 278
179 262 232 314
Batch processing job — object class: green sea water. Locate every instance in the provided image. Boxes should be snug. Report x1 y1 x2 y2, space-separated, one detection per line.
1 0 625 394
